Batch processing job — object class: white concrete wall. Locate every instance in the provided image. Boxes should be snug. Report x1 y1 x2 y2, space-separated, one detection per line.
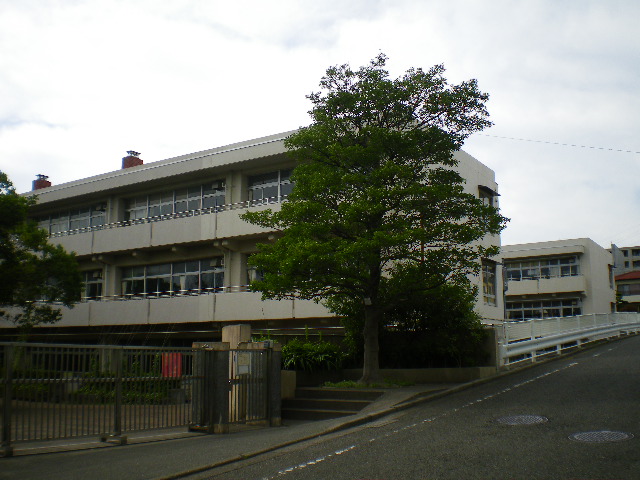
52 293 333 327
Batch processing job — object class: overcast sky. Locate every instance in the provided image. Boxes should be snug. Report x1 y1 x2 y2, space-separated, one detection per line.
1 0 638 248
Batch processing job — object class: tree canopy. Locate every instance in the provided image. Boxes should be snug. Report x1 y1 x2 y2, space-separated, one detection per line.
0 171 82 333
241 54 508 383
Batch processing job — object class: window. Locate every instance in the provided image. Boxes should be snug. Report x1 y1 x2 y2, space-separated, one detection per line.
506 298 581 320
82 270 103 300
175 186 201 213
482 260 497 306
634 261 640 268
50 213 69 234
478 186 498 207
618 284 640 296
202 181 226 210
148 192 174 218
632 249 640 256
200 258 225 292
505 256 580 281
125 180 226 222
121 259 224 298
69 208 91 231
248 169 293 206
126 196 148 222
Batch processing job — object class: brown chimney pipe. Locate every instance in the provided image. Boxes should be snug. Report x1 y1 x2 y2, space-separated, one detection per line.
122 150 143 169
32 174 52 190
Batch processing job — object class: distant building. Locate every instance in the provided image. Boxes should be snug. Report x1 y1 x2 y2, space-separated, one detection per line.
502 238 616 321
0 131 504 343
609 245 640 274
614 271 640 312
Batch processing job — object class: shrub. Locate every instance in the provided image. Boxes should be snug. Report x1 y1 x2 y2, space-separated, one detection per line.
281 338 346 372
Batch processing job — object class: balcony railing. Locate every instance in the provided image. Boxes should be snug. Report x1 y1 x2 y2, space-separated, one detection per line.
79 284 255 303
47 195 287 239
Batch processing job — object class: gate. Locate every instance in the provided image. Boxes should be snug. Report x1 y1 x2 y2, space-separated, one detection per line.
1 342 281 456
229 348 270 424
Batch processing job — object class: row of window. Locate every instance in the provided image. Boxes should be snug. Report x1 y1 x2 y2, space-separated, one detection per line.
126 181 226 221
505 256 579 281
623 260 640 269
618 284 640 296
37 170 295 235
121 259 224 297
621 249 640 257
506 298 582 321
38 206 106 234
82 259 225 299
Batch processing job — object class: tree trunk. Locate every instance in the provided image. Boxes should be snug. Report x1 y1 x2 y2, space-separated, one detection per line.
359 305 383 385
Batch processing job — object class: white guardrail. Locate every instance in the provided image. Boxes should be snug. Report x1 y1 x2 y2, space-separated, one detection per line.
498 313 640 367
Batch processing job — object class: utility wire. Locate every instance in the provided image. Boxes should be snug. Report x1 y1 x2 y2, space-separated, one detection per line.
477 134 640 154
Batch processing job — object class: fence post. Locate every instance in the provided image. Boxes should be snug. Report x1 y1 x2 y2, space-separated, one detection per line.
102 348 127 445
210 346 230 433
1 345 14 457
268 345 282 427
190 342 230 434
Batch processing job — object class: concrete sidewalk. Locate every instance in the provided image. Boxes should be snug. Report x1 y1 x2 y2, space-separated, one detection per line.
1 383 464 480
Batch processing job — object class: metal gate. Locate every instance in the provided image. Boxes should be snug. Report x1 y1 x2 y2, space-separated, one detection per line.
229 349 270 424
2 342 281 456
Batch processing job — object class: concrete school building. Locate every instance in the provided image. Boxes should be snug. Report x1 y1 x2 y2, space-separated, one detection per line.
1 131 505 344
501 238 617 321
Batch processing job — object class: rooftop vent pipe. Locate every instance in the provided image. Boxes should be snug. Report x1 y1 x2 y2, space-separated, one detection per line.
122 150 143 169
32 174 52 190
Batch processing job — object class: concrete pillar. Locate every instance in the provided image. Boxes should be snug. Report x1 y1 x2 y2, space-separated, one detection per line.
222 324 252 349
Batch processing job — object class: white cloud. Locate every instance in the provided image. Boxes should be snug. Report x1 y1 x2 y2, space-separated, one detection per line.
0 0 638 249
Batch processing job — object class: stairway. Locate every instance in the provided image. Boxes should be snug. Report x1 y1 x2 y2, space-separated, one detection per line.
282 387 384 421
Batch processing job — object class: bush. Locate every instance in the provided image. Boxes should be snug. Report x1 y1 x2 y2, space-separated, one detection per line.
281 338 347 372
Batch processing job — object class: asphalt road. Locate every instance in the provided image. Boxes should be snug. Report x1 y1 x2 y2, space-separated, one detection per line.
194 336 640 480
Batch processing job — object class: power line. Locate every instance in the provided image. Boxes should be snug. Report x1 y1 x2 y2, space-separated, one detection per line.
477 134 640 155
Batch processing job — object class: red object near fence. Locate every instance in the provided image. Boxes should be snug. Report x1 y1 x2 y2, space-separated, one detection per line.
162 353 182 377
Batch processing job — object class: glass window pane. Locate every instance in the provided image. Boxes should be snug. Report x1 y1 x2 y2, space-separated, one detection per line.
280 182 294 197
185 260 200 272
147 263 171 276
172 262 186 274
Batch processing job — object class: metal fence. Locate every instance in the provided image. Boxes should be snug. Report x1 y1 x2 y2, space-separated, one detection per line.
498 312 640 366
1 342 280 456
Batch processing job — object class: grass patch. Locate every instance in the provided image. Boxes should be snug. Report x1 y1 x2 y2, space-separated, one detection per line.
323 379 414 389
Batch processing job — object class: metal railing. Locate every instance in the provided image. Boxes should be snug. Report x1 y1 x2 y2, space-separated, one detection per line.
47 195 288 239
79 284 256 303
498 312 640 366
1 342 281 456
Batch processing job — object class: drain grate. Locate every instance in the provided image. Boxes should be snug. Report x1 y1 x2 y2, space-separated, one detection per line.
496 415 548 426
569 431 634 443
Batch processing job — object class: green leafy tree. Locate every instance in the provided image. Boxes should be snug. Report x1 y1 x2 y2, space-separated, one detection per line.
241 54 507 383
0 171 82 335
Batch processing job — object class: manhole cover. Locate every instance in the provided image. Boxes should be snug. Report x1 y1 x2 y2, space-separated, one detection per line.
569 431 634 443
496 415 548 426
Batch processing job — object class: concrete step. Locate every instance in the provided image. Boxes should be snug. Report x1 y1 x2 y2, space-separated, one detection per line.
282 397 370 412
282 387 384 421
293 387 384 401
282 407 355 421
